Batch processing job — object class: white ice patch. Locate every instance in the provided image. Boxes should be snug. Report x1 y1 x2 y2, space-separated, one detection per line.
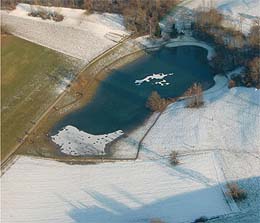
51 125 124 156
55 77 72 94
135 72 174 86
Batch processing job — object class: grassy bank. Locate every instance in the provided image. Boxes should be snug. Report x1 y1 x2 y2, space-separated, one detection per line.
1 34 80 161
17 42 145 159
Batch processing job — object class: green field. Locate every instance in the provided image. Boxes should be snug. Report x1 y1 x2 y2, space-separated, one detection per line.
1 34 80 161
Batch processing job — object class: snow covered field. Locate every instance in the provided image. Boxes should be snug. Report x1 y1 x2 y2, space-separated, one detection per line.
1 1 260 222
188 0 260 33
165 0 260 34
111 74 260 222
2 152 234 223
1 4 129 62
141 76 260 159
2 72 259 223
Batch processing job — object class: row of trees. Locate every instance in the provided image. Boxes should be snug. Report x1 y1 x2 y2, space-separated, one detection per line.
1 0 85 9
86 0 179 37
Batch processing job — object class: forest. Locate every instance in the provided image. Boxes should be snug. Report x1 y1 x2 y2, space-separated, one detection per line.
192 8 260 88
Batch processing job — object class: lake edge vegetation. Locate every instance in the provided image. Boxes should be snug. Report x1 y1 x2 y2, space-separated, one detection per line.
191 8 260 89
226 182 247 201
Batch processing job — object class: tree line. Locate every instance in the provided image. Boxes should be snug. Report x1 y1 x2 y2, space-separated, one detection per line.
192 8 260 88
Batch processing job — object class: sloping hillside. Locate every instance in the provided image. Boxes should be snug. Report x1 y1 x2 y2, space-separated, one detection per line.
1 3 128 62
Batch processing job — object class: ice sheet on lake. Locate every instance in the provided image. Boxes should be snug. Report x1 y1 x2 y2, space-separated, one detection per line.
135 73 174 86
51 125 124 156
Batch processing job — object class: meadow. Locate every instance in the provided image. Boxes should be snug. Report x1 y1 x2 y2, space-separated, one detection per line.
1 34 79 161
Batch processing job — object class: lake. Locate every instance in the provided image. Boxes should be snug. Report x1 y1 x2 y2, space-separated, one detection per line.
52 46 214 135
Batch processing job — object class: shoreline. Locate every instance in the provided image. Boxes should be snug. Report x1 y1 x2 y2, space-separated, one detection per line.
136 35 216 60
17 42 145 159
18 36 218 161
109 74 226 159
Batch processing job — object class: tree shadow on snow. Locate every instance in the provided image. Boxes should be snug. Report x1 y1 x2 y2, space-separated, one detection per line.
63 176 260 223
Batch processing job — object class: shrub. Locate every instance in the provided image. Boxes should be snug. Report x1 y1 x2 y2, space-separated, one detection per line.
28 8 64 22
184 83 204 108
246 57 260 88
248 20 260 50
1 24 12 35
194 8 223 31
52 11 64 22
169 151 179 166
150 219 165 223
1 0 16 10
228 79 236 88
170 23 179 38
154 22 162 38
193 216 208 222
226 182 247 201
28 8 50 20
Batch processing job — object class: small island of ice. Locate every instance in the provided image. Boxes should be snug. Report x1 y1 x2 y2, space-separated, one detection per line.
135 72 174 86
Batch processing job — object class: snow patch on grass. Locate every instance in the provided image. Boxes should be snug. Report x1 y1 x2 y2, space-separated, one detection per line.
2 152 233 223
51 125 124 156
184 0 260 34
1 3 129 61
140 76 260 159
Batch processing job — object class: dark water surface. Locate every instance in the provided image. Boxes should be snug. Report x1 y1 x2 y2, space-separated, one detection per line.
52 46 214 134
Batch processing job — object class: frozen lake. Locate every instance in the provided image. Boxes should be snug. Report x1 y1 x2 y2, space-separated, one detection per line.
52 46 214 136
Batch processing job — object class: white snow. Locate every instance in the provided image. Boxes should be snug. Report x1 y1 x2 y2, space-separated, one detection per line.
165 37 216 60
111 71 260 222
3 70 259 223
140 76 260 158
135 73 174 86
1 152 233 223
51 125 124 156
1 2 260 222
54 77 73 94
1 3 129 62
181 0 260 34
8 3 126 33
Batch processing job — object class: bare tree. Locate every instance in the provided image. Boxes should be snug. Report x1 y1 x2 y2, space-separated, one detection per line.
184 83 204 108
146 91 168 112
226 182 247 201
228 79 236 88
169 151 179 166
150 219 165 223
194 8 223 31
238 15 245 33
247 57 260 88
248 19 260 50
84 0 93 13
